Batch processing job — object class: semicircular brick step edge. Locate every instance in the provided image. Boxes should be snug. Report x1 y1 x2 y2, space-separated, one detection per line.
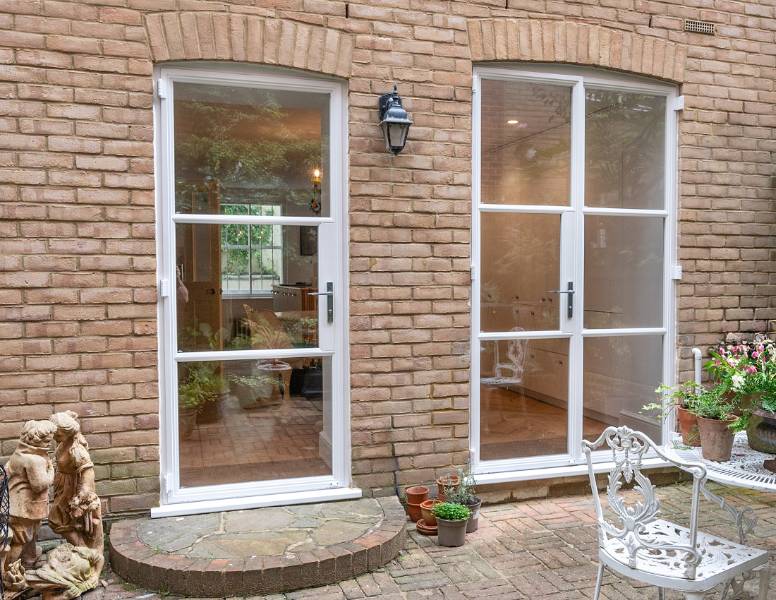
108 497 407 597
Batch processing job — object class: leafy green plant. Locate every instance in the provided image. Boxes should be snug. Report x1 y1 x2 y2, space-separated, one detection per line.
432 502 471 522
178 362 225 411
642 382 704 422
685 384 740 429
443 468 477 505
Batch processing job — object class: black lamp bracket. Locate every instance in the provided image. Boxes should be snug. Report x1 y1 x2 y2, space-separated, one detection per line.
378 84 401 120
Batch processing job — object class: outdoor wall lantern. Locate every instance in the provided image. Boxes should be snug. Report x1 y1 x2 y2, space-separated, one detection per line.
378 85 412 155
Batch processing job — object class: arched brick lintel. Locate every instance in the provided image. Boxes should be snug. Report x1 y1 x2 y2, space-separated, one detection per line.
468 19 687 84
144 12 354 78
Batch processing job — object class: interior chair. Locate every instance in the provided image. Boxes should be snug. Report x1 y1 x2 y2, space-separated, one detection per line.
480 328 527 387
583 426 770 600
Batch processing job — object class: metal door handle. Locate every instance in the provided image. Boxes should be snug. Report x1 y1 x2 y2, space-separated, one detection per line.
306 281 334 323
548 282 574 319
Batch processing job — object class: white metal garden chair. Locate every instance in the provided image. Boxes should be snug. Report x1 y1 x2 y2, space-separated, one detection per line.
583 426 770 600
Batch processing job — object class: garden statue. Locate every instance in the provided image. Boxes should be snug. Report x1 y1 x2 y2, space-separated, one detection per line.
0 412 104 600
25 544 102 600
47 411 103 555
0 420 57 597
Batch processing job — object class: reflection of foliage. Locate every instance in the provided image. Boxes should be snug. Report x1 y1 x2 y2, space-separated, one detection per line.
179 362 225 410
585 91 664 205
174 96 320 188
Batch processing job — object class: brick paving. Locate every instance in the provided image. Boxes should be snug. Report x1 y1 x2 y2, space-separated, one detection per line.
90 482 776 600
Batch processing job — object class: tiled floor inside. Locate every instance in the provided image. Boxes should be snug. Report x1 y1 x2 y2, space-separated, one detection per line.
179 391 330 487
91 481 776 599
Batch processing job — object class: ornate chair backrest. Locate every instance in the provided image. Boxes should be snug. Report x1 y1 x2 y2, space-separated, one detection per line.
0 464 8 595
582 426 707 580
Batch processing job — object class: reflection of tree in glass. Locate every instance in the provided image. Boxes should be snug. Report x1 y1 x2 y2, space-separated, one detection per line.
174 89 321 212
585 91 664 208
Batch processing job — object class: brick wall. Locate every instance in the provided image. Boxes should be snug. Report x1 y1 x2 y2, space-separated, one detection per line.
0 0 774 514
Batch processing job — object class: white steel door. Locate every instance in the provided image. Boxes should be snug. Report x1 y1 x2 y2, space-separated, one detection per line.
154 66 355 515
472 65 678 479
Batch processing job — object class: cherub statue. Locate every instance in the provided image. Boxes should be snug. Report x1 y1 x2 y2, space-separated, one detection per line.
47 412 103 558
24 412 104 600
1 420 57 594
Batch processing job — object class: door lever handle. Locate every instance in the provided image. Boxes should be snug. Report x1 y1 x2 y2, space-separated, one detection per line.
306 282 334 323
547 282 574 319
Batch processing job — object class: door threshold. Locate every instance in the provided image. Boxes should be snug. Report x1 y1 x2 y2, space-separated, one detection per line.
473 456 671 486
151 486 363 518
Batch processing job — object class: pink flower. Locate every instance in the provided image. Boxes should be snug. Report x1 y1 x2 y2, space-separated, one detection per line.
746 365 757 374
753 351 760 359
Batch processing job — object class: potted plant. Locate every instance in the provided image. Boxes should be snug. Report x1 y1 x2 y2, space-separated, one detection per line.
707 336 776 453
178 362 225 437
643 382 703 447
230 373 280 409
442 468 481 533
436 471 459 501
686 384 740 462
433 502 470 547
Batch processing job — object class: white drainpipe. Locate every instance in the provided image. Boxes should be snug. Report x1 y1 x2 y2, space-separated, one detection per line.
692 347 703 386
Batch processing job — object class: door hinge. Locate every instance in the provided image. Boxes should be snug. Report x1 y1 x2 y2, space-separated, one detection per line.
470 264 477 282
671 265 683 280
671 95 685 111
161 474 173 495
156 78 168 100
159 278 170 299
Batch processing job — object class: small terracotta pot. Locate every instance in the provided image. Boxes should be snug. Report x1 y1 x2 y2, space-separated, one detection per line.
436 474 459 501
697 415 736 462
677 406 701 447
406 501 423 523
420 499 440 526
405 485 429 505
437 517 468 547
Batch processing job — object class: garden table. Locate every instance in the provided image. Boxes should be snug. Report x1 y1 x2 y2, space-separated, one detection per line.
666 432 775 599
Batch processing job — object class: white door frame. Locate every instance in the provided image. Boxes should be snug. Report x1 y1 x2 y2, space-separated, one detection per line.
471 65 680 483
152 64 357 517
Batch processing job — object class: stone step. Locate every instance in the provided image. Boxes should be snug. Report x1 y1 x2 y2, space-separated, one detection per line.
108 496 406 597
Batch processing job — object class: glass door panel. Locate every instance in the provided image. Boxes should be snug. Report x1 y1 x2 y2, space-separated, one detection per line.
583 335 663 443
480 338 569 461
585 90 666 210
173 82 330 217
583 216 663 329
480 79 572 206
177 355 332 488
480 213 562 332
176 223 319 352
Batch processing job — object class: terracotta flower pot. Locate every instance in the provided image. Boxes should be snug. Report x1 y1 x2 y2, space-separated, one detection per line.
406 501 423 523
436 474 459 501
464 497 482 533
697 415 736 462
677 406 701 447
436 517 468 547
179 407 197 440
420 499 440 526
746 408 776 454
405 485 429 505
